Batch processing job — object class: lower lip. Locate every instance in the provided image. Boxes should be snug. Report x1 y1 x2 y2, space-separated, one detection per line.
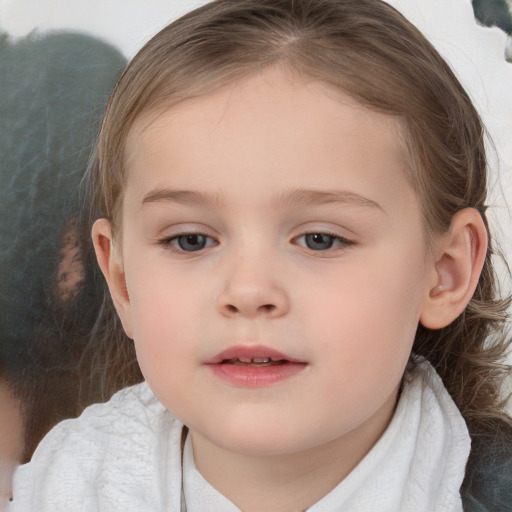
207 362 306 387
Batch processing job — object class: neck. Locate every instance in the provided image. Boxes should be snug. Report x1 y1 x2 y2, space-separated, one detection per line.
189 397 396 512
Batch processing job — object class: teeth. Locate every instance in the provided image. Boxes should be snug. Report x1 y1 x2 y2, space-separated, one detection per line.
233 357 272 364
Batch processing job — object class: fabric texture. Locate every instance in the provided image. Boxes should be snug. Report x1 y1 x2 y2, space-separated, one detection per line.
11 361 472 512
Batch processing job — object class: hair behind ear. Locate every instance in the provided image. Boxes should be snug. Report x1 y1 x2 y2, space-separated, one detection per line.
413 208 511 432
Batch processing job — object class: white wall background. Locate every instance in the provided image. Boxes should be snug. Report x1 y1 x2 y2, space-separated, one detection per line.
0 0 207 57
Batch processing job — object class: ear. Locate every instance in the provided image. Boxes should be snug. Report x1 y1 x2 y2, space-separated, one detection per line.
420 208 488 329
92 218 134 339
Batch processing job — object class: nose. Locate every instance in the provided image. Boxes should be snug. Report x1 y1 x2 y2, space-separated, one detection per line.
217 254 290 319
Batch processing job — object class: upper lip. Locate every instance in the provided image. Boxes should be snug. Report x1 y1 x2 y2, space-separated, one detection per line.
205 344 304 364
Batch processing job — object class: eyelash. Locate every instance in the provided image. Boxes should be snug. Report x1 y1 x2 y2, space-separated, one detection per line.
293 232 354 252
158 232 217 253
157 231 354 254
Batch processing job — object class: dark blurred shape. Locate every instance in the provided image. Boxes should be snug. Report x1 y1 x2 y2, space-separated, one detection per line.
0 31 142 462
472 0 512 34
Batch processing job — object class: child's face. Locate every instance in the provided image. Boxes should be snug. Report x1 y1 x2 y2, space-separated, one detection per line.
115 67 436 458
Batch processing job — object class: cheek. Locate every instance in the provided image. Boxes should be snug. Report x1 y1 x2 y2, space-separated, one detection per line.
303 248 427 369
124 260 206 383
126 250 205 332
296 254 425 434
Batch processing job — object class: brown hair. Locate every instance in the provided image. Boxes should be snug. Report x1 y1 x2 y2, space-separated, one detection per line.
88 0 511 431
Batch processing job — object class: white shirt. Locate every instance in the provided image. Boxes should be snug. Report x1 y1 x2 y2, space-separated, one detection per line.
11 360 470 512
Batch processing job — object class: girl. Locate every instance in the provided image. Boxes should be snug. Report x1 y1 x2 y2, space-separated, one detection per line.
11 0 512 510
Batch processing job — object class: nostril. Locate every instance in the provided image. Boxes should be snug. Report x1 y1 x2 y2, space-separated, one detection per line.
224 303 276 315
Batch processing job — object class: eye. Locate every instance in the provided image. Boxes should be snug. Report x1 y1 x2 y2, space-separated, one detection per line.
163 233 216 252
295 232 352 251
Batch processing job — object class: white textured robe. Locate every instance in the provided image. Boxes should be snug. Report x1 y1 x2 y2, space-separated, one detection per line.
11 361 471 512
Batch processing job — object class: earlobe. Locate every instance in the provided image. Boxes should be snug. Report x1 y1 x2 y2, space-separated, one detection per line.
91 219 134 339
420 208 488 329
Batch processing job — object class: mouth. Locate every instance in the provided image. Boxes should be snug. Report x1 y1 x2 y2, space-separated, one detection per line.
205 345 307 387
206 345 303 364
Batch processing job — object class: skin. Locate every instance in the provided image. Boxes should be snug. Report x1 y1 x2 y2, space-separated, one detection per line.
93 67 488 512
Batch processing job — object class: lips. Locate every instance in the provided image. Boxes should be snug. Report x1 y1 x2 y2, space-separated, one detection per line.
205 345 307 387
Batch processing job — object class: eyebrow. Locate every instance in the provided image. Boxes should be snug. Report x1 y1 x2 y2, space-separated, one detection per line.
142 189 222 209
141 187 383 212
273 189 384 212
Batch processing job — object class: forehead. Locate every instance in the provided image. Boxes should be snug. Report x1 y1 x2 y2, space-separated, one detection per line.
123 67 412 212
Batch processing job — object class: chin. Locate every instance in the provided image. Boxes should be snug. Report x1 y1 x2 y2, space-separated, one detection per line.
204 421 319 457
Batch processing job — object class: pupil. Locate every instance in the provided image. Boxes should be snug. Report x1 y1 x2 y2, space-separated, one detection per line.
178 234 206 251
306 233 334 250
